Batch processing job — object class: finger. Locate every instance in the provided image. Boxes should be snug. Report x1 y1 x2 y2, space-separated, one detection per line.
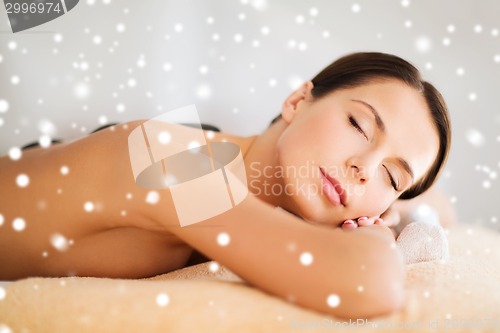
356 216 374 227
341 219 358 230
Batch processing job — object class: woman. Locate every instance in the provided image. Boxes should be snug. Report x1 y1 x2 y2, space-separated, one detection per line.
0 52 452 319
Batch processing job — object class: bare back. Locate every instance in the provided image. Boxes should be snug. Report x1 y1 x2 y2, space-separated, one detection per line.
0 121 193 280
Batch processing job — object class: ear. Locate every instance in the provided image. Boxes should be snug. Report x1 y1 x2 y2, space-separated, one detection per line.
281 81 314 124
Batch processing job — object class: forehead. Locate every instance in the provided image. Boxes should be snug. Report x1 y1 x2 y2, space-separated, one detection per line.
334 79 439 181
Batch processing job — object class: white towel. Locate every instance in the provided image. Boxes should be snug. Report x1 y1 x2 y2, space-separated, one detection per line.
395 204 450 265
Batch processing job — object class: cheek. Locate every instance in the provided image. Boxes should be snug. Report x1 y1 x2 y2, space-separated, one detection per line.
349 185 394 217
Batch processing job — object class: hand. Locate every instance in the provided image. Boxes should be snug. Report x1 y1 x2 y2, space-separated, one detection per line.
341 206 401 230
341 216 384 230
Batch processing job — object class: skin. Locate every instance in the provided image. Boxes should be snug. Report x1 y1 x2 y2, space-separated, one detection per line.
0 78 453 319
243 79 440 230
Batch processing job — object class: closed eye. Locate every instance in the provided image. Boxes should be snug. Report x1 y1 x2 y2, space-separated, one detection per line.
383 165 399 191
348 115 368 140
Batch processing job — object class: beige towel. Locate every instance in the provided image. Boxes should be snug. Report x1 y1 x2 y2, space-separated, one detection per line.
1 223 500 333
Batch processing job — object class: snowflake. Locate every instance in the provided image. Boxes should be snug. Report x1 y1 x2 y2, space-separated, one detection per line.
146 191 160 205
217 232 230 246
300 252 314 266
12 217 26 231
326 294 341 307
16 174 29 188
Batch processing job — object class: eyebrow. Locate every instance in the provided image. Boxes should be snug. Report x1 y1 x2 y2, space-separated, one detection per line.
351 99 415 183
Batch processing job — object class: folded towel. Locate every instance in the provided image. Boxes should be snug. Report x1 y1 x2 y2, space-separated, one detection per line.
395 204 450 265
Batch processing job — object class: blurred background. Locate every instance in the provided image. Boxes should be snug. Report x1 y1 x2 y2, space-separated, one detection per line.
0 0 498 228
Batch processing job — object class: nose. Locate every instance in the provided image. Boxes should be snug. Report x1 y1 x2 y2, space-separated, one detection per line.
350 165 368 184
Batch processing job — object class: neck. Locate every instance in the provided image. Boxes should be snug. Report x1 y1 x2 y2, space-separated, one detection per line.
242 121 287 207
206 121 289 208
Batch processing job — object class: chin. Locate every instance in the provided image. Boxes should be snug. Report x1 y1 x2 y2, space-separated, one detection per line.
284 191 344 227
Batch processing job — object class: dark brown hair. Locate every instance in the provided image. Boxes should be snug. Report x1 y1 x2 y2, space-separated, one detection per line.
270 52 451 200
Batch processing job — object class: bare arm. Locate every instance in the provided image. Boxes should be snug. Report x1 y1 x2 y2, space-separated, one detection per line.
141 189 405 319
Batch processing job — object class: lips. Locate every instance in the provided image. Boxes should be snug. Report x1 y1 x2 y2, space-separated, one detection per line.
319 167 347 206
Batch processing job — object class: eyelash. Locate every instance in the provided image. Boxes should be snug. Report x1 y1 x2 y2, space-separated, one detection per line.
348 115 398 191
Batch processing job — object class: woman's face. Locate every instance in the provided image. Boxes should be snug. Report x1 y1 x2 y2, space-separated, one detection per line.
275 78 440 226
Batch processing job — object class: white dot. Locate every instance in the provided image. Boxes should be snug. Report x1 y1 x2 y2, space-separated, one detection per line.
127 78 136 87
137 57 146 68
295 15 305 24
288 76 303 90
50 233 69 251
11 76 20 85
309 7 318 16
12 217 26 231
0 214 3 226
39 135 52 148
156 293 170 307
300 252 314 266
238 13 246 20
0 99 7 113
261 26 270 35
146 191 160 205
327 294 341 307
206 16 214 24
116 23 126 33
357 285 364 292
196 85 212 99
74 83 90 98
51 33 63 43
401 0 410 7
38 119 57 136
98 115 108 125
351 3 361 13
158 131 171 145
494 54 500 63
466 128 485 147
415 36 432 53
212 33 220 41
174 23 183 32
93 35 102 44
234 34 243 43
84 201 95 212
116 103 125 113
425 62 433 70
206 130 215 139
443 38 451 46
468 92 477 101
163 62 172 72
8 41 17 50
447 24 455 33
126 193 133 200
268 78 277 87
322 30 330 38
491 28 499 37
8 147 21 160
16 174 29 187
199 65 209 75
60 166 69 175
208 262 220 272
456 67 465 76
483 180 491 189
298 42 307 51
0 287 5 300
217 232 230 246
404 20 412 28
474 24 482 33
